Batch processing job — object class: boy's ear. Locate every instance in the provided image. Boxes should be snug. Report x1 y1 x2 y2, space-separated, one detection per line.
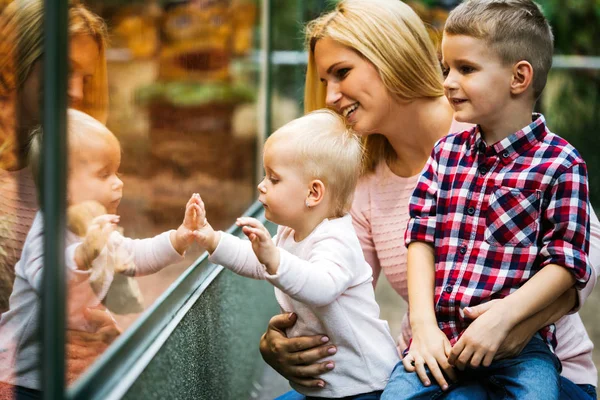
306 179 325 207
511 60 534 96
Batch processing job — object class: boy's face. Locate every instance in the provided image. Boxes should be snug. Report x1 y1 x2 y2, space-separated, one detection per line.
441 34 514 131
257 139 308 229
68 131 123 214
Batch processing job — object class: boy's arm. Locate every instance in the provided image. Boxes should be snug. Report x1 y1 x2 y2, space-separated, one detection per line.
402 147 456 389
403 242 456 391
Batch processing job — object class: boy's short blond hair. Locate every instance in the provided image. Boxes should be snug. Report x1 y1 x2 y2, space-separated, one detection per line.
444 0 553 100
28 109 116 192
266 109 363 217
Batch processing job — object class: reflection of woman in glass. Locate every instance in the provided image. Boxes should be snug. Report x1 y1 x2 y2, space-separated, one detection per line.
260 1 600 399
0 0 108 312
0 0 116 396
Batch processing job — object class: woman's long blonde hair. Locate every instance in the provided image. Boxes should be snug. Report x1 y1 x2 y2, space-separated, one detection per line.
304 0 444 173
0 0 109 123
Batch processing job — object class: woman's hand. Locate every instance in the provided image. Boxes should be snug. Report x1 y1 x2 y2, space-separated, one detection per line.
260 312 337 388
402 324 456 390
460 300 535 360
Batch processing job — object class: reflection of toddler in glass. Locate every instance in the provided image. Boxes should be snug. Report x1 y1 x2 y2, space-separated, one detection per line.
194 110 399 399
0 109 200 388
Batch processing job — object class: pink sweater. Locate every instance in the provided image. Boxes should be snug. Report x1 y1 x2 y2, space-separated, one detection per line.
351 160 600 386
0 168 38 314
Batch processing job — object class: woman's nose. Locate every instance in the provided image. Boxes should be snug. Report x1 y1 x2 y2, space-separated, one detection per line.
325 82 342 108
68 75 84 108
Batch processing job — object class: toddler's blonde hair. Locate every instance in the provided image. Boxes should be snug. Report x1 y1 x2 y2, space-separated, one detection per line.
304 0 444 174
266 109 363 217
444 0 553 100
28 109 116 192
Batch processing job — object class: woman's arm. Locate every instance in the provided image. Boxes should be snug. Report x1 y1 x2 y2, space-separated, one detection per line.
259 313 336 388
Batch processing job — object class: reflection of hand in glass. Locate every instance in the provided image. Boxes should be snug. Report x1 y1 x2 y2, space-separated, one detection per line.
74 214 120 271
170 193 203 255
66 307 121 384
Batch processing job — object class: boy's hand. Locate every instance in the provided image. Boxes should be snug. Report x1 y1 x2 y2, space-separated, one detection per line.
172 194 204 255
449 302 513 370
75 214 119 270
402 324 456 390
236 217 279 274
191 193 220 254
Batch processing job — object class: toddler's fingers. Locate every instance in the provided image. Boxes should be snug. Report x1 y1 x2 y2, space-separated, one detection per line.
242 226 269 242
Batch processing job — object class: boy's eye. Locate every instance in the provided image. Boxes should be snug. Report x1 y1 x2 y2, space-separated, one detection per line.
459 65 475 74
269 176 279 184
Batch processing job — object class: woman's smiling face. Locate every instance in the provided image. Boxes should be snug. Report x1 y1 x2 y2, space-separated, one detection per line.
314 37 394 136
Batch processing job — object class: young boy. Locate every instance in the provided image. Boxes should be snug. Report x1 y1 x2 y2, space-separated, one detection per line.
0 109 201 390
194 109 400 399
382 1 591 399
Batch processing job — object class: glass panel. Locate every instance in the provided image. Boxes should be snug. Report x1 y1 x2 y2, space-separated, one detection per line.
2 0 263 392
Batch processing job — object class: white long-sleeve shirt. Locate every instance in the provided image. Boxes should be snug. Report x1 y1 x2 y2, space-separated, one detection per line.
210 214 399 398
0 212 183 390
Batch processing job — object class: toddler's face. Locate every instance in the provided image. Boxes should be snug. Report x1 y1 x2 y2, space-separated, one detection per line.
257 139 308 229
68 132 123 214
441 34 514 131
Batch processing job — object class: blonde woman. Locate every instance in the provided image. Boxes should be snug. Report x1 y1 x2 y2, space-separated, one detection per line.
261 1 600 399
0 0 117 396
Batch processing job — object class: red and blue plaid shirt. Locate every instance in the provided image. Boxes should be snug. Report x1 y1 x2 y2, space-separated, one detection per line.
405 114 591 350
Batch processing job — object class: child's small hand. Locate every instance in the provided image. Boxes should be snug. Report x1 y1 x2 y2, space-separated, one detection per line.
188 193 220 253
448 301 512 370
402 324 456 391
172 194 204 255
236 217 279 274
75 214 120 270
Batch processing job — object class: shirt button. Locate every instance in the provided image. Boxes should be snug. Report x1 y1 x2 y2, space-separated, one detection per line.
501 151 509 158
445 285 453 293
467 206 475 215
479 166 488 175
459 246 467 254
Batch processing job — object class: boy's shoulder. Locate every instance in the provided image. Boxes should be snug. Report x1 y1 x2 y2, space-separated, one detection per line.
538 127 586 167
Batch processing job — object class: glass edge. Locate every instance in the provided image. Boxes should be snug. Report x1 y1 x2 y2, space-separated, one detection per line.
67 200 266 400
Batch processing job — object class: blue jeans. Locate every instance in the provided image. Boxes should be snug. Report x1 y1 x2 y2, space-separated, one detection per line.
381 336 561 400
275 389 382 400
560 376 597 400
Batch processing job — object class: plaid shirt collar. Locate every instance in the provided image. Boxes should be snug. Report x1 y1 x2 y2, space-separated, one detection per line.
469 113 547 165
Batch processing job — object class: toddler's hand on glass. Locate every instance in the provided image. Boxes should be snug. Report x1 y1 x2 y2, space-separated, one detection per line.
75 214 119 270
173 193 205 255
189 193 219 253
236 217 279 274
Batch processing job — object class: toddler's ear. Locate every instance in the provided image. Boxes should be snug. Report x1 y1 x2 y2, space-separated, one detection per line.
306 179 326 208
511 60 534 96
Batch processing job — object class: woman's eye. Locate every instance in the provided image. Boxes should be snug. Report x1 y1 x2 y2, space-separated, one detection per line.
336 68 350 79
